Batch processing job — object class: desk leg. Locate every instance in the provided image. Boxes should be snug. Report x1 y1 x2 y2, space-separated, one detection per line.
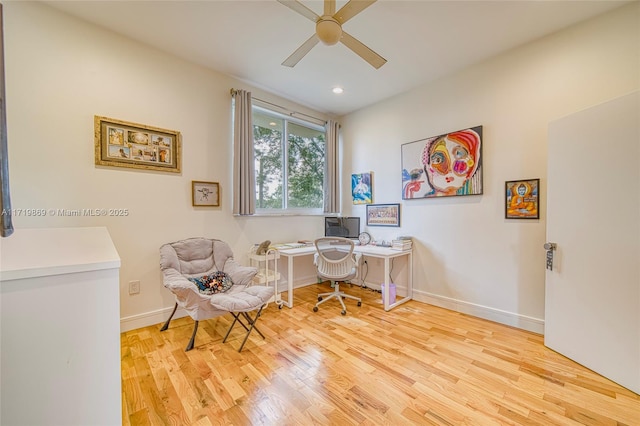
408 251 413 300
383 257 390 311
286 256 294 309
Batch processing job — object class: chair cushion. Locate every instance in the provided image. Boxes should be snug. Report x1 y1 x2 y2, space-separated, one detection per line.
188 271 233 295
209 286 273 312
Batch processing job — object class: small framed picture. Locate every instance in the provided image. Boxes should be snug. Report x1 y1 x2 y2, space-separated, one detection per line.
366 203 400 227
192 181 220 207
505 179 540 219
352 172 373 205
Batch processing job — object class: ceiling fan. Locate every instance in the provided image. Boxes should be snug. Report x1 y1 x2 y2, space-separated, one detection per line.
277 0 387 69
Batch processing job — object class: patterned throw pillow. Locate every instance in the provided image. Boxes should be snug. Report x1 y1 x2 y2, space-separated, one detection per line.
188 271 234 295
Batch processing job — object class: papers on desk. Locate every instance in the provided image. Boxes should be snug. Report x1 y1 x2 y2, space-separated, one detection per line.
271 242 306 250
391 237 413 251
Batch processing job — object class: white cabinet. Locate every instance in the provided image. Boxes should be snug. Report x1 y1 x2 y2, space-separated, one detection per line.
0 227 121 425
248 247 283 308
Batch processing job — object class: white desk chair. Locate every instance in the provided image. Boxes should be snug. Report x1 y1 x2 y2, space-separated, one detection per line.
313 237 362 315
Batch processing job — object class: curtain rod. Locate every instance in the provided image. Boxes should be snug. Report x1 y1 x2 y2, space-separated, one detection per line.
230 88 327 125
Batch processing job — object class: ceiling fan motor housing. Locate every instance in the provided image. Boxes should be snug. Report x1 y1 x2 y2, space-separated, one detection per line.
316 16 342 45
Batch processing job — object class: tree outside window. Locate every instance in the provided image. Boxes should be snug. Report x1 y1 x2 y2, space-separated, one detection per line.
253 107 325 212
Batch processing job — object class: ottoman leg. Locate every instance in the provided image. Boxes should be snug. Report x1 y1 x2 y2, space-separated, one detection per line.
222 305 267 352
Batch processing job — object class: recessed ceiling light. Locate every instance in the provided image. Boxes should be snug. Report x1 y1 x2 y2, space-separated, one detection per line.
332 87 344 94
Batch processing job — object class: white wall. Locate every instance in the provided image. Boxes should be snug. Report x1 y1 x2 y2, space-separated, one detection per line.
3 2 327 331
4 2 638 334
340 3 639 332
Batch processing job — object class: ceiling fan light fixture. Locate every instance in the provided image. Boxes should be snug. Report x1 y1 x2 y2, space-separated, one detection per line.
277 0 385 69
316 17 342 46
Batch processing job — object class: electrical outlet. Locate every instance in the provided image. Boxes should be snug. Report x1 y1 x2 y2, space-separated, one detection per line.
129 280 140 295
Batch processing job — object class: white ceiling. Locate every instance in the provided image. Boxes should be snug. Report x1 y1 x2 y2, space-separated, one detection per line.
43 0 629 116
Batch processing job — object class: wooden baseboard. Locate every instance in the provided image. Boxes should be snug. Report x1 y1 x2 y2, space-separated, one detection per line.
120 283 544 335
412 290 544 334
120 306 188 333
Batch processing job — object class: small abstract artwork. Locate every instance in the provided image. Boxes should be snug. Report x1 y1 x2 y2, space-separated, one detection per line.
401 126 483 199
352 172 373 205
192 181 220 207
505 179 539 219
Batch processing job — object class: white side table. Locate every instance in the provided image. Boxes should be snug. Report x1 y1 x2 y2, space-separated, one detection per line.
248 247 285 308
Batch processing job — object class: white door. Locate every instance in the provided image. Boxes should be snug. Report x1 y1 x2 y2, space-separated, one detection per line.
545 91 639 394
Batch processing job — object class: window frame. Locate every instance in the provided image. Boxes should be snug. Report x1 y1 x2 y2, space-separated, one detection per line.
252 105 327 216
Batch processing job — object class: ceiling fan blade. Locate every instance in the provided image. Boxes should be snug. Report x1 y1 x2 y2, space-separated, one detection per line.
340 31 387 69
334 0 376 25
277 0 319 22
324 0 336 16
282 34 320 67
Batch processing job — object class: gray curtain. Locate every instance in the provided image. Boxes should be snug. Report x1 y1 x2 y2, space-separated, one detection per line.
0 4 13 237
324 120 340 214
232 89 255 215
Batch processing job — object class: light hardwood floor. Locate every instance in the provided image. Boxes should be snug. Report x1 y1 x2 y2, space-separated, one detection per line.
121 284 639 425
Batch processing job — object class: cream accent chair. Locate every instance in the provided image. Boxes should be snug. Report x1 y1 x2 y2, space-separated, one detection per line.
160 237 273 352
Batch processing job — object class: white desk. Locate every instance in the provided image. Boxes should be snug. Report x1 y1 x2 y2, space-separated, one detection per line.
277 244 413 311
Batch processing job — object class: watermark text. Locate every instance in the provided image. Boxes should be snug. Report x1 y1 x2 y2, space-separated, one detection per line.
1 208 130 217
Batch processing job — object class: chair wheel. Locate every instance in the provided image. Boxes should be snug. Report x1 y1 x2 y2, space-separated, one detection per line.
313 306 318 312
357 301 362 307
341 310 346 316
317 296 323 302
278 304 283 309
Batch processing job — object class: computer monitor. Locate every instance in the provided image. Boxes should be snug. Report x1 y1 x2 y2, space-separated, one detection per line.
324 216 360 239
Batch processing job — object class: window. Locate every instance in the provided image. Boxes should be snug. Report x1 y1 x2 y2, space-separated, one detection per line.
253 106 326 213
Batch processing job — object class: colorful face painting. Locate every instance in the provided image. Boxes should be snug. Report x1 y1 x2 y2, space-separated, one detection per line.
401 126 483 198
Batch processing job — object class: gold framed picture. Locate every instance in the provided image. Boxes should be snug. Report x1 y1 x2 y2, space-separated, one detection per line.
192 181 220 207
94 116 181 173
